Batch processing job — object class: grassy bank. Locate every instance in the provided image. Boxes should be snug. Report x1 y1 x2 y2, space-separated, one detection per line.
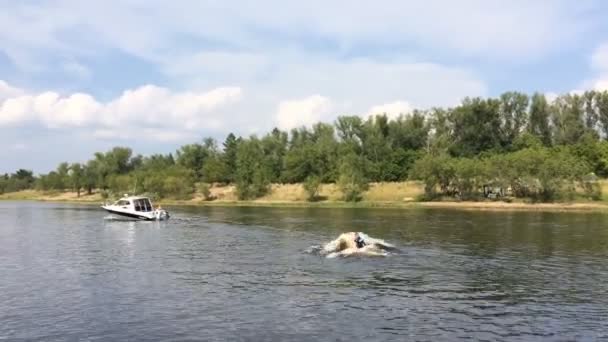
2 181 608 212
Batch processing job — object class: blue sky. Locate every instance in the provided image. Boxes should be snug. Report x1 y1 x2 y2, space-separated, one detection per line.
2 0 608 173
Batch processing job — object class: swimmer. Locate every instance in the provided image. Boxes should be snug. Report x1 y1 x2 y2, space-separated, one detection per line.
354 232 366 249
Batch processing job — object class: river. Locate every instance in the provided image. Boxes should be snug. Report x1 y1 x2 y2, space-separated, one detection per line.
1 201 607 341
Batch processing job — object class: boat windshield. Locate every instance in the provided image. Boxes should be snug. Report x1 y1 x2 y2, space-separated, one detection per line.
115 199 130 207
133 198 153 212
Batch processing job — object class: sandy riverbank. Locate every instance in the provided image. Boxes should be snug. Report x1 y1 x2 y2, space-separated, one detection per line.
2 181 608 212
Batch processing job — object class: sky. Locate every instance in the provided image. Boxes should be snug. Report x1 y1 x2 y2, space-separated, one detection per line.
2 0 608 173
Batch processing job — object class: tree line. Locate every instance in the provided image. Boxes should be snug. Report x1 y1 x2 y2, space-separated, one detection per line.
2 90 608 202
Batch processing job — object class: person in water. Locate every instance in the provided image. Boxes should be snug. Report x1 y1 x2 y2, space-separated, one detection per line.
354 233 366 249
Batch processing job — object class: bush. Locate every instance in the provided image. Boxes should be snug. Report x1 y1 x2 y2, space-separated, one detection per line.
410 147 595 203
198 183 214 201
583 182 602 201
236 169 270 200
100 189 110 200
108 174 133 195
581 174 602 201
139 166 195 199
452 158 486 200
338 175 367 202
410 154 456 196
337 154 368 202
163 176 194 200
303 175 321 201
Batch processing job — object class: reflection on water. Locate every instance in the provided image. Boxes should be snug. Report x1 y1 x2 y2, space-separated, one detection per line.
1 201 607 341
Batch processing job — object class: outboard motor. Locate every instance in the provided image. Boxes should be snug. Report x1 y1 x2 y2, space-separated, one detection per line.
154 209 170 221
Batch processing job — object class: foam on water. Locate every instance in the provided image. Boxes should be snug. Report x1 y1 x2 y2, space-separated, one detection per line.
308 232 397 258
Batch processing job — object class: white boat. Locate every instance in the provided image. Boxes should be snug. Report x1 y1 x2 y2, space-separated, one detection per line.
102 195 170 221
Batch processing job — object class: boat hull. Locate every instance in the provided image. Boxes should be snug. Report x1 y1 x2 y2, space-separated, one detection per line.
103 207 156 221
102 207 170 221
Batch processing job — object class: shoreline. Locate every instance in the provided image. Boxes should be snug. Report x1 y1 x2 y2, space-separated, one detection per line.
2 190 608 212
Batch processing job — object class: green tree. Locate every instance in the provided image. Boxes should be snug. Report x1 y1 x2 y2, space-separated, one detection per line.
202 154 228 183
595 91 608 139
498 91 529 149
222 133 240 183
235 137 272 200
261 128 288 182
69 163 83 197
283 124 339 183
449 97 502 157
335 115 363 157
14 169 35 189
310 123 340 182
512 132 543 151
527 93 552 146
83 160 99 195
91 147 134 189
56 162 70 190
427 108 453 154
552 94 593 145
582 91 599 132
283 134 316 183
361 116 393 181
388 111 429 151
176 143 208 180
2 169 35 192
335 115 363 142
140 153 175 171
0 176 6 194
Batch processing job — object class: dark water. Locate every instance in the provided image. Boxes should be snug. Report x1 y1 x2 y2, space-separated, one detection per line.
1 202 608 341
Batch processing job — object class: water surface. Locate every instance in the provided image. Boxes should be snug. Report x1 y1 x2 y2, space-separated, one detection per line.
1 201 607 341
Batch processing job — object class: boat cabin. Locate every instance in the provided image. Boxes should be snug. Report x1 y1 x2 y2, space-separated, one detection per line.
113 196 154 212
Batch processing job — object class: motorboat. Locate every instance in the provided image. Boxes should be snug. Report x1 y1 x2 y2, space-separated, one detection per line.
102 195 170 221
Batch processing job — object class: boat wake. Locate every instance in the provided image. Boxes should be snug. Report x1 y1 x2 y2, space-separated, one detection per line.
307 232 397 258
104 215 138 222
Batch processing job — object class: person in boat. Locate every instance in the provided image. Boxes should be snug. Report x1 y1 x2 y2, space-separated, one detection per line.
354 233 366 249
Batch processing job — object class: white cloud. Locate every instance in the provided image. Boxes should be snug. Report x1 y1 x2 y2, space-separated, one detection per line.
0 96 34 125
594 79 608 91
0 91 101 127
181 51 486 122
545 92 559 103
0 0 594 74
0 80 24 101
367 101 412 120
100 85 241 130
166 53 487 135
37 92 101 128
0 80 242 140
275 95 332 131
588 77 608 92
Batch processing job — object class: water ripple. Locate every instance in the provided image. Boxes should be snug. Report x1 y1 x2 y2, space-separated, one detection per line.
1 202 608 341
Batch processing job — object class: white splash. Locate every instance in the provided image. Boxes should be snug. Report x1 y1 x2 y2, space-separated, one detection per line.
311 232 396 258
